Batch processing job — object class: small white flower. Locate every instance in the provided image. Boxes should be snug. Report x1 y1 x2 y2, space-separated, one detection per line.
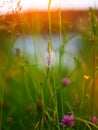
45 51 56 68
45 40 56 68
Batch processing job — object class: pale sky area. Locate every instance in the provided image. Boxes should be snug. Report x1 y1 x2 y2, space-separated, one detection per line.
0 0 98 14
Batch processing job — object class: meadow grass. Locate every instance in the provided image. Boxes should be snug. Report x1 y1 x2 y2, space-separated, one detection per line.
0 1 98 130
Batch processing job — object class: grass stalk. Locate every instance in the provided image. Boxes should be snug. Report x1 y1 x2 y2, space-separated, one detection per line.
0 29 15 130
44 68 49 105
58 5 62 72
0 82 5 130
90 7 97 117
52 68 60 130
48 0 52 47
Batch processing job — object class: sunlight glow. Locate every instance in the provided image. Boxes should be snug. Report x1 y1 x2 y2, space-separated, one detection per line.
0 0 98 14
20 0 98 10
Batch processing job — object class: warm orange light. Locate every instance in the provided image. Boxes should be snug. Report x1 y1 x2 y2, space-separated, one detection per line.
0 0 98 15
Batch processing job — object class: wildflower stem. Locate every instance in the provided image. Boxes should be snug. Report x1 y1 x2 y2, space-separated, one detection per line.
80 79 86 116
52 68 60 129
61 87 64 116
44 68 49 104
91 41 96 117
67 60 84 78
60 87 65 130
83 80 86 101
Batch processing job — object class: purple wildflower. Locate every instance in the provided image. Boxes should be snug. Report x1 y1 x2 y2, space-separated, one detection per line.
60 115 75 127
90 116 98 125
62 78 70 86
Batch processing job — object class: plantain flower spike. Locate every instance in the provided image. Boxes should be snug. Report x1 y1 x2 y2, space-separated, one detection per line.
45 40 56 68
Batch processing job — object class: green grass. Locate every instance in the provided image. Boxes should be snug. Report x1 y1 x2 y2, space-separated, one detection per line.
0 4 98 130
